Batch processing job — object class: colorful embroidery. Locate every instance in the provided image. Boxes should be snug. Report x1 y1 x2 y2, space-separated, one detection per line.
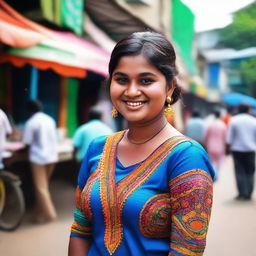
99 132 189 255
71 221 91 236
169 248 183 256
99 131 124 255
139 193 171 238
169 169 213 256
116 136 188 204
75 186 82 210
81 169 100 221
71 187 92 237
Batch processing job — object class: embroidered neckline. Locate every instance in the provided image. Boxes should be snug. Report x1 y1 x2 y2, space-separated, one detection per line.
117 132 186 168
99 131 189 255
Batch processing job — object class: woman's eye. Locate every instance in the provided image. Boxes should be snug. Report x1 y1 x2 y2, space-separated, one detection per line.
115 77 128 84
140 78 154 85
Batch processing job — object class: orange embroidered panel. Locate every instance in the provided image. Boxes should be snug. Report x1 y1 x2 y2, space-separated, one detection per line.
99 131 124 255
81 168 101 221
99 132 189 255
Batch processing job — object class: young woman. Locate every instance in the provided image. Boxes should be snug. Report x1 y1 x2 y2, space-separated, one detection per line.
68 31 215 256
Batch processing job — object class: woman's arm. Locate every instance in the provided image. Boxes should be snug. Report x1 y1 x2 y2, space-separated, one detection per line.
169 169 213 256
68 237 91 256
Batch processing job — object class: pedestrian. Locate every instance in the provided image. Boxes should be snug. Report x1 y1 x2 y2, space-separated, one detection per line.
204 110 227 176
0 107 12 170
73 108 113 162
226 103 256 201
68 31 215 256
184 110 205 145
222 106 233 126
22 100 58 223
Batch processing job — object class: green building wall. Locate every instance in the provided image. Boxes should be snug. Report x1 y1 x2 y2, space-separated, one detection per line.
171 0 195 75
67 78 79 137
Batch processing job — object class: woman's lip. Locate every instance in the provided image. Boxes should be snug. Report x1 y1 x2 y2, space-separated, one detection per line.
122 100 146 109
122 99 147 103
125 101 145 106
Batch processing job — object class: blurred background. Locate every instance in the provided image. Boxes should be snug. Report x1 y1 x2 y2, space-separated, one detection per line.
0 0 256 255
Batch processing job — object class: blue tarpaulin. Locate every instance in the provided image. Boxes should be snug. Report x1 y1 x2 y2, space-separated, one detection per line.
222 93 256 108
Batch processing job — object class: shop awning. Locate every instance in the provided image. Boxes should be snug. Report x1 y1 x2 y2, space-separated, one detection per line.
0 54 86 78
222 93 256 108
85 0 156 42
0 9 45 48
0 0 110 78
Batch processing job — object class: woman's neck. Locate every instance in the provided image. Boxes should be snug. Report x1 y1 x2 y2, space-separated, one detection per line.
127 115 168 143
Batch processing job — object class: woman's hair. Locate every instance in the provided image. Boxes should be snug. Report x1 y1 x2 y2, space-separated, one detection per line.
107 31 182 105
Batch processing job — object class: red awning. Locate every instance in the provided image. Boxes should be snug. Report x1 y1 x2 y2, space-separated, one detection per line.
0 54 87 78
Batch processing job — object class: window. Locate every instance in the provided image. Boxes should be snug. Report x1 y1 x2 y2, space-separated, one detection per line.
208 63 220 88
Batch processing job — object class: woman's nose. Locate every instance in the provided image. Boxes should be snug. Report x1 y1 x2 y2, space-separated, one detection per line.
124 82 141 97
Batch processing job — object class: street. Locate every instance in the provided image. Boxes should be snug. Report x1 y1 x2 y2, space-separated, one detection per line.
205 155 256 256
1 156 256 256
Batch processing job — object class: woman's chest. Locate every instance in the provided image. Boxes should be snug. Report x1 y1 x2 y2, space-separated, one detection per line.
81 164 172 238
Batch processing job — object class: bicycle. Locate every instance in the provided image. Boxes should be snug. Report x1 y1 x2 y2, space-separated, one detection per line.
0 157 25 231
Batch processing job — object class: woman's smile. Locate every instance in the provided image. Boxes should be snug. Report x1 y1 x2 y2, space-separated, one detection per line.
122 99 147 110
110 55 172 123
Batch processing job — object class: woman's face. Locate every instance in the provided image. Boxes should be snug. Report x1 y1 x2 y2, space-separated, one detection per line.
110 54 174 124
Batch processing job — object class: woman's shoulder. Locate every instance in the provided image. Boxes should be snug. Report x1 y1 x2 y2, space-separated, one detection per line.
168 137 215 180
173 137 205 154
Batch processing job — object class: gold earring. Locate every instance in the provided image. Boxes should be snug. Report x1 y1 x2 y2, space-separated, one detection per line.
111 107 118 118
164 96 174 118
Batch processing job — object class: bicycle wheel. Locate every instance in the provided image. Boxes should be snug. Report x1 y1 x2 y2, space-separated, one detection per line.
0 179 6 215
0 178 25 231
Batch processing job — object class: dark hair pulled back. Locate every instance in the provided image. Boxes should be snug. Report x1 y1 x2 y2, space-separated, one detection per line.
107 31 182 105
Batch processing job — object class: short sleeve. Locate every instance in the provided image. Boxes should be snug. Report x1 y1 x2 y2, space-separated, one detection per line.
3 113 12 135
168 141 214 255
73 127 83 148
168 141 215 180
70 136 107 239
70 140 95 239
226 122 234 145
22 122 33 145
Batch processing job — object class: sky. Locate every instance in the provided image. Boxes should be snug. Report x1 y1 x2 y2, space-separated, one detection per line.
181 0 255 32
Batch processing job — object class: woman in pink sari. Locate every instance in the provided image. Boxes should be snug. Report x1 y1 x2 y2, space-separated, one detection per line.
204 110 227 176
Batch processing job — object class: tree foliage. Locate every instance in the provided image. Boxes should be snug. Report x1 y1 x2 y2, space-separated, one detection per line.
240 57 256 97
218 2 256 49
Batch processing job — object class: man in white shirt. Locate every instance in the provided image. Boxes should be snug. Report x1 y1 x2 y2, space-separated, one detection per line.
0 108 12 170
226 103 256 201
23 100 58 223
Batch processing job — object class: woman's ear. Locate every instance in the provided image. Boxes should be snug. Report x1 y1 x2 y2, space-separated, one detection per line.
167 78 176 97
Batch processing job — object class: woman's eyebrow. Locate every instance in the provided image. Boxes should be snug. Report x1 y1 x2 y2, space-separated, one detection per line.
113 71 157 77
139 72 157 77
113 72 127 77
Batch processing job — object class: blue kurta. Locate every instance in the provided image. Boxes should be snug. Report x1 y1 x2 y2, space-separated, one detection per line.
70 131 215 256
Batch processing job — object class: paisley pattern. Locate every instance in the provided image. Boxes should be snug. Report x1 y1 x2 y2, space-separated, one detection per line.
169 169 213 255
139 193 171 238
